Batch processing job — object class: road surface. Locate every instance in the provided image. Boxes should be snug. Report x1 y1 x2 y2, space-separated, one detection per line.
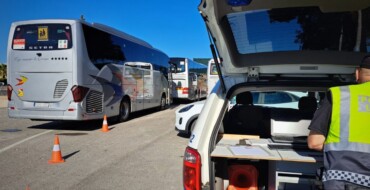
0 104 189 190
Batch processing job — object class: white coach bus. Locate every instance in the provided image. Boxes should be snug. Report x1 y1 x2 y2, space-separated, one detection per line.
7 19 170 121
207 58 219 95
170 57 208 101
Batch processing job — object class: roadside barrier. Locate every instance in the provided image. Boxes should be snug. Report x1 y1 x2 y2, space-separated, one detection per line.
228 165 258 190
101 114 109 132
48 135 65 164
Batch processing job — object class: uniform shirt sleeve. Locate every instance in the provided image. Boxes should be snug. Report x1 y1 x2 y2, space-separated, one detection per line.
308 94 332 137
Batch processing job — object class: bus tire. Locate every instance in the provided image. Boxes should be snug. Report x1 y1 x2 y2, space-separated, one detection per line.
118 98 130 122
159 94 166 110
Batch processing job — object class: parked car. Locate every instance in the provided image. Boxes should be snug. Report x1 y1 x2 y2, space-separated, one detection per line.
176 91 307 135
183 1 365 190
175 100 206 135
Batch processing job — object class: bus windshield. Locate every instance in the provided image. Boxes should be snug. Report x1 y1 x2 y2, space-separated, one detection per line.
227 6 370 54
12 24 72 51
170 59 186 73
210 63 218 75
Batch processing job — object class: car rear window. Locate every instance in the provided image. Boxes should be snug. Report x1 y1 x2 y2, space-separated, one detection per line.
227 6 370 54
12 23 72 51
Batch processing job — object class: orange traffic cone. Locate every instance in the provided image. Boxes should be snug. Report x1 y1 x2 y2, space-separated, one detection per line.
48 135 65 164
101 114 109 132
227 165 258 190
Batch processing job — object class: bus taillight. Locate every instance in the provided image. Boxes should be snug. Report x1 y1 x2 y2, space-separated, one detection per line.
71 85 89 102
183 147 201 190
182 88 189 94
7 85 13 101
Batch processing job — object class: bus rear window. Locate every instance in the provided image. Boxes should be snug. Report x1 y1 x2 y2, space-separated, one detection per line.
12 24 72 50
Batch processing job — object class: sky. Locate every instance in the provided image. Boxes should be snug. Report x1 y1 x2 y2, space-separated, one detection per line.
0 0 212 64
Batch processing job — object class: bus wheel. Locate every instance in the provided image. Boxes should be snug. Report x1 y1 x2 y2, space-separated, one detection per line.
118 99 130 122
159 95 166 110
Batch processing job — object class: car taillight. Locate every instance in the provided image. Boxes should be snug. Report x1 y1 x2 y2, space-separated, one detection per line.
71 85 89 102
183 147 201 190
182 87 189 94
7 85 13 101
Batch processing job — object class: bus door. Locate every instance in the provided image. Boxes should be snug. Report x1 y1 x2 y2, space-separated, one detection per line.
169 63 178 98
189 72 197 99
142 64 155 109
207 60 219 95
123 64 144 112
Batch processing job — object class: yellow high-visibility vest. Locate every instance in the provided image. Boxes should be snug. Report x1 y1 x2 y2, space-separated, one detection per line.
323 82 370 187
325 82 370 151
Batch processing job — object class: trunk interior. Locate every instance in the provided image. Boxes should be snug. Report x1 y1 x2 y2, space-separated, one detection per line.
209 85 333 190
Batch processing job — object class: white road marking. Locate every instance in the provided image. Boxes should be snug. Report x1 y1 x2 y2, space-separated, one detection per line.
0 130 53 154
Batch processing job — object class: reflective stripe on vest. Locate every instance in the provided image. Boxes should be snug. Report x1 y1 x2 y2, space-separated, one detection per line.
325 83 370 153
323 170 370 187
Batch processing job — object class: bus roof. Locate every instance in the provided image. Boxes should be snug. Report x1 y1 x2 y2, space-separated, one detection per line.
92 23 153 49
10 19 167 56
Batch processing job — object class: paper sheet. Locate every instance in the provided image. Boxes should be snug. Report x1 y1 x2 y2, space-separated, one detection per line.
229 146 269 157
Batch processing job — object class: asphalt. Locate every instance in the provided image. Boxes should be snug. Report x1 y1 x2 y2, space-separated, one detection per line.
0 96 6 108
0 85 6 108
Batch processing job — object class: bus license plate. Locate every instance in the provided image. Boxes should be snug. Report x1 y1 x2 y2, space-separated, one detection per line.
34 103 49 108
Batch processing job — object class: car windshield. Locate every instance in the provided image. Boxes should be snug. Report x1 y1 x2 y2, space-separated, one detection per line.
227 6 370 54
230 91 309 109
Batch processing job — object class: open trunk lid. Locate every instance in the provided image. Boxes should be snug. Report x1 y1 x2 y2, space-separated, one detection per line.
199 0 370 75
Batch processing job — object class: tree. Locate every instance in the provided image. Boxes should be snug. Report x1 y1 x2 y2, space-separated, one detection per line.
0 64 7 80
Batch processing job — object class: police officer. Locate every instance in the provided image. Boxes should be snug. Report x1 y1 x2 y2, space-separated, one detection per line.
308 55 370 190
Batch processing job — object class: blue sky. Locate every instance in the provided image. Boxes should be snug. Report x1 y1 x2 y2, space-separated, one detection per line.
0 0 211 64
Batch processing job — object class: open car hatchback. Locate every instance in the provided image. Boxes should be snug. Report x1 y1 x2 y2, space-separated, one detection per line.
183 0 370 190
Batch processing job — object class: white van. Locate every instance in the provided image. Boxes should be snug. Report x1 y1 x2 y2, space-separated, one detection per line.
183 1 369 190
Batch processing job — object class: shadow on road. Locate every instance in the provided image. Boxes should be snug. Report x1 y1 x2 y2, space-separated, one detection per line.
27 105 182 131
63 150 80 160
29 120 102 131
109 105 182 125
26 103 184 131
177 132 190 139
168 104 182 110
